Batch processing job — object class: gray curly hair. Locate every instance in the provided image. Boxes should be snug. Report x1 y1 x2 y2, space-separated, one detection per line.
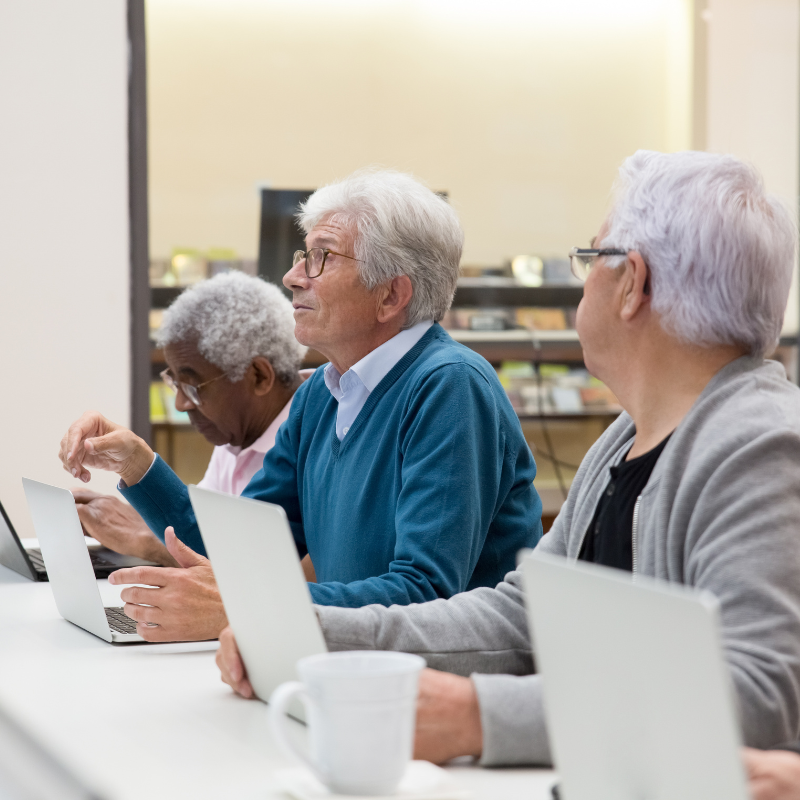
297 169 464 327
158 272 306 384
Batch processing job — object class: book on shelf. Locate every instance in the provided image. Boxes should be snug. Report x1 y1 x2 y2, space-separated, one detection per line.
150 382 191 425
496 361 620 416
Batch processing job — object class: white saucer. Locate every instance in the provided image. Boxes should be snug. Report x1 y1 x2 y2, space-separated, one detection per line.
276 760 472 800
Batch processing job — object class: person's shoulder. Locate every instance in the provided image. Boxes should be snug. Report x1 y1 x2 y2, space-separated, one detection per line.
698 358 800 439
291 366 327 399
412 325 499 384
285 366 333 420
666 358 800 482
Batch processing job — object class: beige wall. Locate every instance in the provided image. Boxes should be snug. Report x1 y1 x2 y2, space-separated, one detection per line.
147 0 694 265
0 1 130 537
703 0 800 334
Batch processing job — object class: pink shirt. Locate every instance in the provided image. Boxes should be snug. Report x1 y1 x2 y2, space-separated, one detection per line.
197 370 312 497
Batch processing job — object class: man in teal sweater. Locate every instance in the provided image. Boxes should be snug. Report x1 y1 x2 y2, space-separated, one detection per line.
60 169 542 640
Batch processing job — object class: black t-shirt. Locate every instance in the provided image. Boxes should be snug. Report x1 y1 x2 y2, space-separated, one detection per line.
578 433 672 571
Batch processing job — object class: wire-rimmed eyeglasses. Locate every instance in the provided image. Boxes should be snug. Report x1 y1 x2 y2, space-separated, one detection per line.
292 248 363 279
160 368 227 407
569 247 628 282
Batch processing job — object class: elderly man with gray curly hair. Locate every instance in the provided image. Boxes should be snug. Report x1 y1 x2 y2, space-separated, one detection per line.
71 272 316 579
60 169 543 642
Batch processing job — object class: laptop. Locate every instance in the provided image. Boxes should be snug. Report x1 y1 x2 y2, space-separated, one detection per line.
521 551 748 800
0 492 159 582
22 478 146 643
188 485 327 703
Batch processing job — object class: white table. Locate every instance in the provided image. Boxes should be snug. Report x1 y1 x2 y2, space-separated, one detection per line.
0 564 556 799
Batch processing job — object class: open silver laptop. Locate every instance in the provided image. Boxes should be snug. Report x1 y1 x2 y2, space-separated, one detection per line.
189 486 326 703
522 551 748 800
22 478 144 643
0 492 159 582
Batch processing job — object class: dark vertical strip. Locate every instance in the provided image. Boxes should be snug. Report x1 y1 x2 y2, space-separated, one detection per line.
128 0 151 443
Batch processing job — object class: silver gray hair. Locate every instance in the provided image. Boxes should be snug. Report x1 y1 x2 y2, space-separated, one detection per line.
157 272 306 384
601 150 796 358
297 169 464 327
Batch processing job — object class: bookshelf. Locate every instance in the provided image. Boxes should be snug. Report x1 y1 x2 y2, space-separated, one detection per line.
148 280 799 519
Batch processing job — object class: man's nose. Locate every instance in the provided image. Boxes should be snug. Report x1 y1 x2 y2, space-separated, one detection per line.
283 258 310 291
174 388 196 412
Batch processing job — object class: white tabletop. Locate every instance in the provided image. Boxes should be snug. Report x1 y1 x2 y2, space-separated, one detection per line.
0 564 556 799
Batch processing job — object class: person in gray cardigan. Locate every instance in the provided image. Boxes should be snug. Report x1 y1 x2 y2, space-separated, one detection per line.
217 150 800 767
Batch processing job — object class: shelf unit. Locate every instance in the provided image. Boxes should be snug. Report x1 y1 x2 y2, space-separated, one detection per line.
148 281 800 519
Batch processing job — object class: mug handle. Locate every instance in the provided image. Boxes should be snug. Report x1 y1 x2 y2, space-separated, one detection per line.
268 681 316 773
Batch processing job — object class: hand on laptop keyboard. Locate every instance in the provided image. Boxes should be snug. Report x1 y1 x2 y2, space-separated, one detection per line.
108 527 226 642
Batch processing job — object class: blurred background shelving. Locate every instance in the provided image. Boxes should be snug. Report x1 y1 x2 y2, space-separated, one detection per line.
147 190 800 525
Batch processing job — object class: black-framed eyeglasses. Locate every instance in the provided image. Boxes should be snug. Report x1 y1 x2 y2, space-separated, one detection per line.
160 368 228 408
568 247 628 282
292 248 363 279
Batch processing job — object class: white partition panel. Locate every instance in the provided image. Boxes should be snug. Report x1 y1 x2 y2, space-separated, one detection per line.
706 0 800 336
0 0 130 537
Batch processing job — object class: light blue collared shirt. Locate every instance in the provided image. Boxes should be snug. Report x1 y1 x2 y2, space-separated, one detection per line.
323 320 434 440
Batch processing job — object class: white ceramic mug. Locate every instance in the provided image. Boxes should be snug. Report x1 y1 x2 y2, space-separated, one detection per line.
269 650 425 796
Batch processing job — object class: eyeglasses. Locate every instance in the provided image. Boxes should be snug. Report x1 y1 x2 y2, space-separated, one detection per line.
160 368 228 407
569 247 628 282
292 248 362 279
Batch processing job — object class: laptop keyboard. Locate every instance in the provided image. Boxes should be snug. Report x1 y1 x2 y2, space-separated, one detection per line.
27 547 117 573
105 607 139 635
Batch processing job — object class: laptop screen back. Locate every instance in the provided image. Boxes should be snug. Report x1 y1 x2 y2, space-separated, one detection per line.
189 486 326 702
522 552 748 800
0 499 35 580
21 479 111 642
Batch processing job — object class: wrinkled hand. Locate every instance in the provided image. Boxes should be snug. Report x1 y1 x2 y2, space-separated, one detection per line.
413 669 483 764
72 489 177 567
60 411 154 486
216 626 254 699
109 527 227 642
216 642 484 764
745 747 800 800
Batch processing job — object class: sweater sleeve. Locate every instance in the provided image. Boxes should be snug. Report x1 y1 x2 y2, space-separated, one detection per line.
681 429 800 748
308 362 541 607
118 455 205 553
119 392 307 559
315 567 551 764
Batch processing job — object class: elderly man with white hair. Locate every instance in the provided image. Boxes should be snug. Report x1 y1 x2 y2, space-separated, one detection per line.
218 150 800 766
72 272 314 576
60 169 543 641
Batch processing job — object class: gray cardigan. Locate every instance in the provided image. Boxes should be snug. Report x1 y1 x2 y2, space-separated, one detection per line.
316 357 800 766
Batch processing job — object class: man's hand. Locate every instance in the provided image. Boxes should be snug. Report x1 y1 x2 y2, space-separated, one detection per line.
413 669 483 764
59 411 154 486
109 527 227 642
745 747 800 800
215 641 484 764
216 626 254 698
72 489 177 567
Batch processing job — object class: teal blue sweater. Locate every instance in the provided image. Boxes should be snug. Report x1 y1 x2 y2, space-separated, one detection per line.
121 324 543 607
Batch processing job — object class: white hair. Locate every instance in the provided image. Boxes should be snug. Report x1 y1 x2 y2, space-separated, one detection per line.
297 169 464 327
601 150 796 358
157 272 306 384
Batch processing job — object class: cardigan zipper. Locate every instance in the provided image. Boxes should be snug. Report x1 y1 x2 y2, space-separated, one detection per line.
631 494 642 574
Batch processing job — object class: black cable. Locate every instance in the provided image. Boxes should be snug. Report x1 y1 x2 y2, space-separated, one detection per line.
526 331 569 501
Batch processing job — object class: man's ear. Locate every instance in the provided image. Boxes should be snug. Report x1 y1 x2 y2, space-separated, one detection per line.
250 357 276 396
619 251 650 322
376 275 413 325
